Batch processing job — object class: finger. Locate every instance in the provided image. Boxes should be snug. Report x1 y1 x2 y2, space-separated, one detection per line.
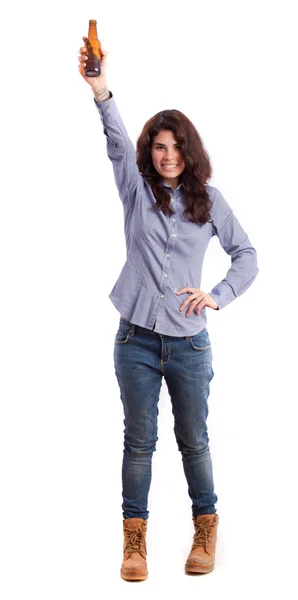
180 292 204 312
100 50 109 68
179 302 189 312
179 294 196 311
176 287 193 295
78 63 88 76
195 299 207 315
186 300 198 317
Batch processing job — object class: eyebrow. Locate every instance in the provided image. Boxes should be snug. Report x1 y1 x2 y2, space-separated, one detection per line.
153 142 180 146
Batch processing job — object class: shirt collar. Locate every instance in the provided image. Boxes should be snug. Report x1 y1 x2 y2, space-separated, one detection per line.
162 180 184 192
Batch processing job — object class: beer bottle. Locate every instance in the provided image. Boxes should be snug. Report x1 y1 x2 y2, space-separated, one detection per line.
84 20 102 77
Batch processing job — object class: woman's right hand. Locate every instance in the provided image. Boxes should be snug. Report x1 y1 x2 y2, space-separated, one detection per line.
78 36 108 93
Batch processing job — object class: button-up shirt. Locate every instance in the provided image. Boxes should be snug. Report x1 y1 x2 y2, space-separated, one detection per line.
95 95 259 336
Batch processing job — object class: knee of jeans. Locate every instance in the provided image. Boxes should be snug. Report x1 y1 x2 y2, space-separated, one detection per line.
124 436 157 454
177 431 209 455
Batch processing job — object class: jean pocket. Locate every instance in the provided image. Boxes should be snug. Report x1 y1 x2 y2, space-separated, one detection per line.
189 328 212 351
115 319 132 345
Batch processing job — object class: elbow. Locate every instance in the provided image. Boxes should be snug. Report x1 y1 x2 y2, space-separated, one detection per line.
234 245 259 274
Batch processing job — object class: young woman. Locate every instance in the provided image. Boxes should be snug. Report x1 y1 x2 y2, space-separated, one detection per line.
78 38 258 581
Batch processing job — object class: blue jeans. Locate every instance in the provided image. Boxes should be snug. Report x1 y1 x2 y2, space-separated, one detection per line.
113 318 218 519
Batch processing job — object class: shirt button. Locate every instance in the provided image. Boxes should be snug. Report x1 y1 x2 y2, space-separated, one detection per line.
160 294 165 299
172 218 176 222
166 253 170 257
164 273 168 277
172 233 176 237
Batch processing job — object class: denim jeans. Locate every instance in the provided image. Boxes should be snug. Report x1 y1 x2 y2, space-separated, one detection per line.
113 317 218 519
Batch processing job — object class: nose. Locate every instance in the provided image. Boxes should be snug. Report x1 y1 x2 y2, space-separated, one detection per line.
163 147 177 160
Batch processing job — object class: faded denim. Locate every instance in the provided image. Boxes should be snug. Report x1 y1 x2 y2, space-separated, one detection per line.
114 317 218 519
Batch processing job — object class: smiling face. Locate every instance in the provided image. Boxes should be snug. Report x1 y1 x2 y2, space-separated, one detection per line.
151 130 185 189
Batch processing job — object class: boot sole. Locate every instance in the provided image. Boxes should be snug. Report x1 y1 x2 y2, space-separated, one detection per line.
185 564 214 575
120 570 148 581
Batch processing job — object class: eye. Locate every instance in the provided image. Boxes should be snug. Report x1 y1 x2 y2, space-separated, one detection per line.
155 145 164 150
175 145 181 150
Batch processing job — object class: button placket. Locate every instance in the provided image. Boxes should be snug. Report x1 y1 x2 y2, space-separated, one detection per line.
159 206 179 310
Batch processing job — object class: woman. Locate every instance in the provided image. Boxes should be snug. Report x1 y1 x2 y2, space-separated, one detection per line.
78 38 258 581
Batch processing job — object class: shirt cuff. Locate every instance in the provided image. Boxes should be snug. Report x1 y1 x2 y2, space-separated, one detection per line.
209 282 237 310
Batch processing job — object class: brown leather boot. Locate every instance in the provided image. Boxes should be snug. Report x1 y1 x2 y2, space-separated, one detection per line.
185 514 219 574
121 518 148 581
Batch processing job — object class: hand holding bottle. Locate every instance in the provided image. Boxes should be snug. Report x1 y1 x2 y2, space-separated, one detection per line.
78 36 110 101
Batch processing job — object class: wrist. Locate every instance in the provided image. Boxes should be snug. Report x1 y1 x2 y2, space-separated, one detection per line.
93 82 110 103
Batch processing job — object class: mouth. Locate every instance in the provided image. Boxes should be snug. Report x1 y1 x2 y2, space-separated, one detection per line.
161 164 178 170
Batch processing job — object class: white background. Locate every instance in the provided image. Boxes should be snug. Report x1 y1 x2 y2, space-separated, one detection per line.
1 0 297 598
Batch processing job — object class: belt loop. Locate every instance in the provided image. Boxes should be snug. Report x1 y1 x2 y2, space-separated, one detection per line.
130 323 135 336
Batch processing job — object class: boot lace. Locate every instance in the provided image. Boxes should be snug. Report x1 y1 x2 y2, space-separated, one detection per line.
192 521 215 555
124 527 147 560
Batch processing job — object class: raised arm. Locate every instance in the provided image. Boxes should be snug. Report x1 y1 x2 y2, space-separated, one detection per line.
208 187 259 309
78 37 141 204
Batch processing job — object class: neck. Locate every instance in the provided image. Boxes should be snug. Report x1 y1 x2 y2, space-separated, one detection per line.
164 177 179 189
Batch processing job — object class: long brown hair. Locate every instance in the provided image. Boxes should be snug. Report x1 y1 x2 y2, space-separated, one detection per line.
136 109 212 224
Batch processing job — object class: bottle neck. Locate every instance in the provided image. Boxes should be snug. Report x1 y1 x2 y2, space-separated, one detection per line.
88 22 98 39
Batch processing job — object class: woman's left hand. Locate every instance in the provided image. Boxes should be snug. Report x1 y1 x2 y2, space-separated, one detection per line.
176 287 218 316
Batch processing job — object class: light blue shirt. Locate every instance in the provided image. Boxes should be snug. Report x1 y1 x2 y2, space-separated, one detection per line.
95 95 259 336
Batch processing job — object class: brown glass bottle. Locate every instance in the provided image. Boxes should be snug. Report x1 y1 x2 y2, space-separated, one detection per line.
84 20 102 77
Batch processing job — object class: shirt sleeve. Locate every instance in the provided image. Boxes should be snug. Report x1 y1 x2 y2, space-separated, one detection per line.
208 187 259 309
94 93 142 204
